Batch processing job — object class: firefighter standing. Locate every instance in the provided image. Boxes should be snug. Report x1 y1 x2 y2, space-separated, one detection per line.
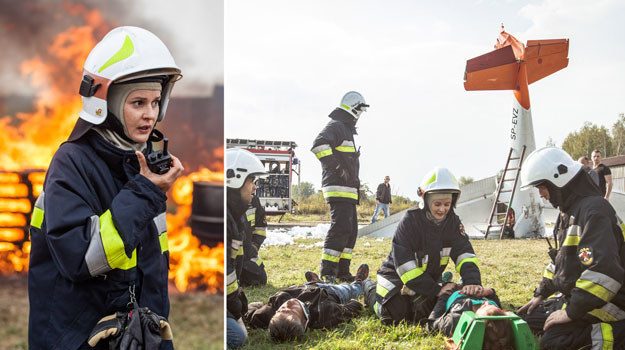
226 148 267 348
311 91 369 282
369 167 483 325
28 27 184 349
517 147 625 349
240 194 268 286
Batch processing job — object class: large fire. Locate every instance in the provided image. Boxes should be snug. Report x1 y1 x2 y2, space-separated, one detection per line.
0 5 223 293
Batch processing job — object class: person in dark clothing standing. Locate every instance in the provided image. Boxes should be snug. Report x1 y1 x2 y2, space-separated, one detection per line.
244 264 372 341
310 91 369 282
240 194 268 286
226 148 268 349
592 149 613 199
578 156 600 187
371 167 482 326
371 175 392 223
517 147 625 350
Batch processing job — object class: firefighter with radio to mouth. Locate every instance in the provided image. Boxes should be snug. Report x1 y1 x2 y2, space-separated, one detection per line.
310 91 369 283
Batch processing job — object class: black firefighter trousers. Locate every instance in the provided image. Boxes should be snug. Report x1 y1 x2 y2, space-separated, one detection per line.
320 201 358 278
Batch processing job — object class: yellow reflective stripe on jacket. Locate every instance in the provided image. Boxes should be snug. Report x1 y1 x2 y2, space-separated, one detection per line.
340 248 353 260
251 256 263 266
543 262 555 280
440 256 450 266
99 210 137 270
246 208 255 223
397 260 427 284
322 248 341 263
335 146 356 152
226 271 238 295
563 225 581 246
455 253 478 272
576 279 615 302
578 270 622 301
592 323 614 350
322 185 358 200
312 144 333 159
30 192 45 229
253 228 266 237
153 212 168 253
587 303 625 322
323 191 358 200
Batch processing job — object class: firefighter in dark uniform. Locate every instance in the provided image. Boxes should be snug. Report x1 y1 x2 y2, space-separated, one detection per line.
517 147 625 350
27 27 184 349
226 148 267 348
240 194 268 286
369 167 483 325
310 91 369 282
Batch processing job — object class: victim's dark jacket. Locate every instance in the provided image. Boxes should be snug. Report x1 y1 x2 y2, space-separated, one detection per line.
28 131 171 350
376 208 481 305
244 284 362 330
310 108 360 204
534 173 625 323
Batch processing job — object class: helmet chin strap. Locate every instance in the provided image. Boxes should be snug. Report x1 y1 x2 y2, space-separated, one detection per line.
149 127 164 142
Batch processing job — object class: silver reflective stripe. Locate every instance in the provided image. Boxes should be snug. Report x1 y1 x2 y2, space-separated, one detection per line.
246 208 255 216
322 185 358 194
420 254 429 266
85 214 111 276
567 225 581 236
397 260 418 277
153 212 167 235
374 302 382 317
377 275 396 292
580 270 622 294
311 144 331 154
456 253 476 265
601 303 625 320
591 323 604 350
339 140 354 147
34 191 45 209
546 262 555 273
440 247 451 257
227 271 237 285
251 257 259 263
342 248 353 254
231 239 242 251
323 248 341 257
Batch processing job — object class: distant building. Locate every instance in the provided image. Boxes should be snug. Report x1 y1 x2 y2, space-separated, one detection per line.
601 155 625 192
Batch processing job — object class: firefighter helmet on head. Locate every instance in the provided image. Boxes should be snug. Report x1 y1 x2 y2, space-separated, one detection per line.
520 146 583 190
78 26 182 125
418 167 461 205
339 91 369 120
226 148 268 189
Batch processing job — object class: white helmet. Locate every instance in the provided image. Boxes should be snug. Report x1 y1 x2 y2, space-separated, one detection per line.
339 91 369 119
78 26 182 125
520 147 583 190
226 148 268 189
418 167 461 201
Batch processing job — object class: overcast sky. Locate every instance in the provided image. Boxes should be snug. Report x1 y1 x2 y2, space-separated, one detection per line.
225 0 625 200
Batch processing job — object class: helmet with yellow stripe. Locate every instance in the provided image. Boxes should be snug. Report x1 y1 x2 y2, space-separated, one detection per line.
78 26 182 125
339 91 369 120
418 167 461 206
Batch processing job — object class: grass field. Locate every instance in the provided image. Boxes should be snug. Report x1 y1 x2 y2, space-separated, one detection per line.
0 276 223 350
240 236 550 349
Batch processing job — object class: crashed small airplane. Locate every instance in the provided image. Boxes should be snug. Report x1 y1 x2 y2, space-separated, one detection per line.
463 25 569 238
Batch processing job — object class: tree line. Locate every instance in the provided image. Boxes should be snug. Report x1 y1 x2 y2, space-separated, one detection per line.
561 113 625 159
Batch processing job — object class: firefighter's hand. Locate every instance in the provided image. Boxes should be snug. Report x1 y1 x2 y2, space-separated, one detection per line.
543 309 572 330
460 284 483 297
136 151 184 192
517 295 544 315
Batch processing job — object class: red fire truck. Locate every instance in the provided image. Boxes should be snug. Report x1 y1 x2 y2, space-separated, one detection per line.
226 138 300 215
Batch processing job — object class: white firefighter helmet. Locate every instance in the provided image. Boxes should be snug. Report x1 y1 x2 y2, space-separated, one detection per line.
78 26 182 125
339 91 369 119
418 167 461 200
226 148 268 189
520 146 583 190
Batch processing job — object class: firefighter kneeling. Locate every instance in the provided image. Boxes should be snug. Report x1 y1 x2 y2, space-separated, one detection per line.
517 147 625 350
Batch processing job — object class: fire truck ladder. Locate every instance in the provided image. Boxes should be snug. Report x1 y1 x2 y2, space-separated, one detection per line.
485 146 527 239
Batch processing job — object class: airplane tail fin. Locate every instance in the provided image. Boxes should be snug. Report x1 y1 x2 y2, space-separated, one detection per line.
524 39 569 85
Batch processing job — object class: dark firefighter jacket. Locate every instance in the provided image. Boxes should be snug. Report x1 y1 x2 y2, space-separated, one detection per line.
376 208 481 308
376 183 392 204
427 284 502 336
534 174 625 323
310 108 360 204
244 284 362 330
243 195 267 264
226 189 249 320
28 130 171 350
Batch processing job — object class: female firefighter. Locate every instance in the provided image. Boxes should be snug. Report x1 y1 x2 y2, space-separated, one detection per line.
369 167 484 325
28 26 184 349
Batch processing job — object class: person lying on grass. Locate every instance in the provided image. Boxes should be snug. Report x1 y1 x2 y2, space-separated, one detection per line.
426 282 515 350
244 264 374 341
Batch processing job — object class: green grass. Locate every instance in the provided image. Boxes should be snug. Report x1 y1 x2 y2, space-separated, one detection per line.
241 237 550 349
0 275 223 350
